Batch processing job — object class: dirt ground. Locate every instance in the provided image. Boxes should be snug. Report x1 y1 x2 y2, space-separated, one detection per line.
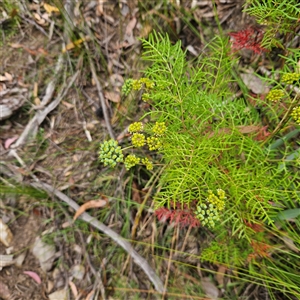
0 1 283 299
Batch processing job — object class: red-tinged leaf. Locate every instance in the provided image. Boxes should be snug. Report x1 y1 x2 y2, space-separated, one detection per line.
73 199 108 221
23 271 41 284
4 136 18 149
253 126 270 141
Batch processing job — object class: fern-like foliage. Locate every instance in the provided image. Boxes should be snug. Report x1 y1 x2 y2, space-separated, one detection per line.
139 29 300 299
244 0 300 49
140 31 294 242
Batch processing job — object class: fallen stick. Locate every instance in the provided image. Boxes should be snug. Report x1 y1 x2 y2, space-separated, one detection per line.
30 181 165 294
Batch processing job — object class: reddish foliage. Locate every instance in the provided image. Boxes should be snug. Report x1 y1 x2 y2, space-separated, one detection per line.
229 27 267 54
244 220 264 233
155 201 200 228
247 240 272 262
253 126 271 141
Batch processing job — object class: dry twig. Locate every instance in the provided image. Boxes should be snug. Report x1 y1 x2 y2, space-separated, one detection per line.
30 181 165 294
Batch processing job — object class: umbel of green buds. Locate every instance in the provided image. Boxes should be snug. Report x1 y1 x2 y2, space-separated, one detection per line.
99 139 124 168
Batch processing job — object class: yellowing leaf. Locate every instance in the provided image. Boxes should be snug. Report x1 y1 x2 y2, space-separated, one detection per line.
62 36 90 53
43 3 59 15
73 199 108 221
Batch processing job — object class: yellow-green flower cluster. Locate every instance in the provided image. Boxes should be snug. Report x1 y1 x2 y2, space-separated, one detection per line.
152 122 167 136
132 77 154 91
266 89 285 102
142 93 151 102
291 106 300 124
207 189 226 211
99 139 124 168
122 79 134 96
122 78 154 96
281 73 300 84
131 133 146 147
124 154 140 170
147 136 162 151
141 157 153 170
195 203 220 228
128 122 143 133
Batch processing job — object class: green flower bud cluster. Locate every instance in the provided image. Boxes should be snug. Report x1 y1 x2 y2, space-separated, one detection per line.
281 73 300 84
99 139 124 168
266 89 285 102
124 154 140 170
196 203 220 228
291 106 300 125
122 79 134 96
195 189 226 228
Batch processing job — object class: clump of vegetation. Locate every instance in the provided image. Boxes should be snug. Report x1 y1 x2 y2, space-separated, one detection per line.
244 0 300 49
99 22 300 298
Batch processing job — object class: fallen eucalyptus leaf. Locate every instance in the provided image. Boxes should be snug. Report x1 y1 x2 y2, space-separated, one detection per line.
15 251 27 267
0 219 13 247
73 199 107 221
32 237 56 272
24 271 42 284
48 289 68 300
240 73 269 94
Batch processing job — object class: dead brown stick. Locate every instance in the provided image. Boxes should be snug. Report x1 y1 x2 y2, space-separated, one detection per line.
30 181 165 294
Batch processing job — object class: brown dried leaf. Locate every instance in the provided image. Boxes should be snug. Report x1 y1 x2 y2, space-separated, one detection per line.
4 72 13 81
240 73 269 94
104 91 121 103
10 43 23 48
126 17 137 36
73 199 108 221
69 280 78 297
0 219 13 247
237 125 261 134
132 181 141 204
216 265 227 286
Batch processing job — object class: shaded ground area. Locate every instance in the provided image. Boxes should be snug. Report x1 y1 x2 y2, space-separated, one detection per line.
1 1 299 299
